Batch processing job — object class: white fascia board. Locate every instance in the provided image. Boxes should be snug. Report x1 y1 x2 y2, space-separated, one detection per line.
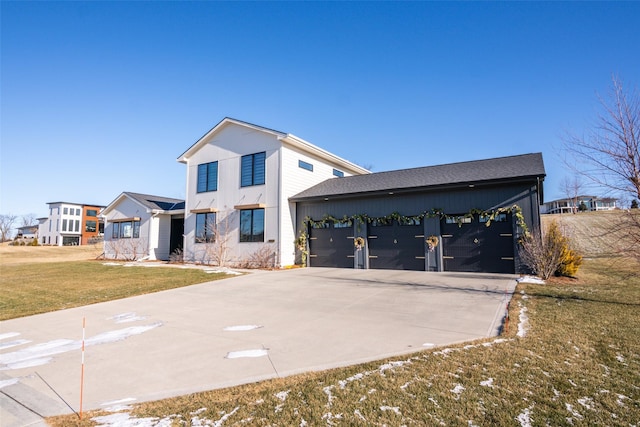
150 209 185 215
279 134 370 175
102 193 149 217
177 117 286 163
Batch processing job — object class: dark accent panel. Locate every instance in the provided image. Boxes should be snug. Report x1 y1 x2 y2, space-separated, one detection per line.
309 225 354 268
170 218 184 255
441 215 514 273
368 222 425 271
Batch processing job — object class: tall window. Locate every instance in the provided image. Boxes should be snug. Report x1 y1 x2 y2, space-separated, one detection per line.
197 161 218 193
62 219 67 231
63 207 69 215
241 152 266 187
86 220 97 232
195 212 216 243
112 223 120 239
240 208 264 242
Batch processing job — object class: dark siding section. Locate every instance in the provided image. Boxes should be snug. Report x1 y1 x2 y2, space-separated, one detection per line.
295 181 542 274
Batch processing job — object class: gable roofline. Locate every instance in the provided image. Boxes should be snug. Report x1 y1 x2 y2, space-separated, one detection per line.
101 192 185 217
176 117 370 175
177 117 286 163
290 153 546 202
46 201 106 208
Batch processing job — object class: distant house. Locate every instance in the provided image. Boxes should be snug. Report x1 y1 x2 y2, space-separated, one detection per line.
101 192 185 261
38 202 106 245
541 196 617 214
16 225 38 239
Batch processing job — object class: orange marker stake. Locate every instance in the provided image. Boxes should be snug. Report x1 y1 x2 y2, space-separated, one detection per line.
80 317 85 420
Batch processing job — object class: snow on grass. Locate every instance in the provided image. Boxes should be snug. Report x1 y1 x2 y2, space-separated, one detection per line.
225 349 268 359
380 405 401 415
223 325 263 331
577 397 594 410
450 383 465 399
516 406 533 427
517 301 529 338
92 412 175 426
101 398 137 413
480 378 494 388
517 276 545 285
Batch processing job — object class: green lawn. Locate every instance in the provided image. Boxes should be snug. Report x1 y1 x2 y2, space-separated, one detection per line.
0 261 227 320
47 257 640 426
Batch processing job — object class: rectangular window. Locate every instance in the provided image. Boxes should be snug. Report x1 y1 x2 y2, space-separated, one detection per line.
63 207 68 215
76 209 81 216
241 152 266 187
239 208 264 242
62 219 67 231
195 212 216 243
75 220 80 232
445 216 472 224
85 220 97 232
86 209 98 217
112 223 120 239
333 169 344 178
132 221 140 238
197 161 218 193
298 160 313 172
120 221 132 238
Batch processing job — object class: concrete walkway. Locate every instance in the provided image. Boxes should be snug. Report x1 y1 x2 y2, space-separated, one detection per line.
0 268 516 426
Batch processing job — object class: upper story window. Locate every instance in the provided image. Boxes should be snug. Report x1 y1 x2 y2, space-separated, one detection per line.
86 209 98 217
239 208 264 242
197 161 218 193
333 169 344 178
63 207 69 215
76 209 81 216
241 152 266 187
298 160 313 172
195 212 216 243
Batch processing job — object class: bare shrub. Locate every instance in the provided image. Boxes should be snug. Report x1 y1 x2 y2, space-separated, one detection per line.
520 220 582 280
105 238 147 261
238 244 276 269
169 247 184 264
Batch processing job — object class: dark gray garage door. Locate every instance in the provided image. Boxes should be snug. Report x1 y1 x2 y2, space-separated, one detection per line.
308 222 354 268
441 213 514 274
368 219 425 271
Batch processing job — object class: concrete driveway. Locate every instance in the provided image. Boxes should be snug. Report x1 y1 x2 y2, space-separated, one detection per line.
0 268 516 426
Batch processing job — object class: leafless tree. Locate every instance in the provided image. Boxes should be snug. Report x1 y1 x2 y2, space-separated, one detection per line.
563 76 640 265
20 214 37 227
563 76 639 201
202 210 235 266
560 176 584 213
0 214 17 242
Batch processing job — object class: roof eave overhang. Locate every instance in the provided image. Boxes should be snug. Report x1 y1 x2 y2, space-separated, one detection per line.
290 174 545 203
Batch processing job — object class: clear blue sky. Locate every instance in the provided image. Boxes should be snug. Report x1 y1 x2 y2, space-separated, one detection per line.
2 1 639 220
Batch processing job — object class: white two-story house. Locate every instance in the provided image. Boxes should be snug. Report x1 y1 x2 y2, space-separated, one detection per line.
177 117 370 267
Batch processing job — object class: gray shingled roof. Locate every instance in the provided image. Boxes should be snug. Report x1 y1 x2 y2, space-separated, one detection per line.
124 192 185 211
290 153 545 201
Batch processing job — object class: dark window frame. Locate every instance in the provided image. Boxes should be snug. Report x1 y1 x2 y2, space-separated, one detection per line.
197 161 219 193
195 212 216 243
239 208 265 242
241 152 266 187
298 160 313 172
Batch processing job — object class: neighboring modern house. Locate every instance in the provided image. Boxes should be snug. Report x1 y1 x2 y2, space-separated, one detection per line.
177 117 370 267
101 192 185 261
38 202 105 245
541 196 617 214
15 225 38 240
291 153 546 274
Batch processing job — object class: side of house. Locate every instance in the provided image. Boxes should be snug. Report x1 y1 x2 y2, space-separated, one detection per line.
101 192 185 261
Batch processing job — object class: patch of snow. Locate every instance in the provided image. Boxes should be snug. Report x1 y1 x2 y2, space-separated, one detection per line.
323 385 335 406
517 276 545 284
480 378 494 388
92 413 174 427
516 407 533 427
102 262 123 266
451 384 465 396
380 406 401 415
577 397 594 410
616 353 625 363
275 390 290 401
0 378 19 389
226 349 268 359
1 324 162 371
517 302 529 338
428 397 440 407
423 342 436 348
223 325 263 332
565 403 583 420
0 339 31 350
339 372 366 388
354 409 366 421
111 313 146 323
0 332 21 340
616 394 628 406
212 407 239 427
400 381 412 390
568 379 577 387
300 418 308 427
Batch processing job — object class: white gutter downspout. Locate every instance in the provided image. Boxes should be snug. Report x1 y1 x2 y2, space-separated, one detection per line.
277 146 282 268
